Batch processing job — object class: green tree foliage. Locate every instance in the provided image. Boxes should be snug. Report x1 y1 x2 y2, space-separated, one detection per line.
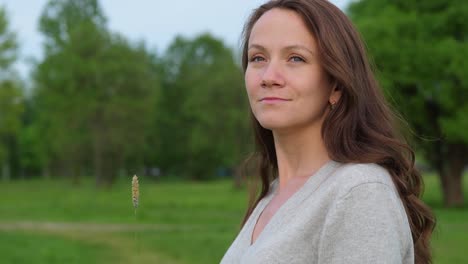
0 80 23 180
349 0 468 206
6 0 253 184
33 0 159 186
17 105 48 178
157 34 251 180
0 6 22 181
0 7 16 72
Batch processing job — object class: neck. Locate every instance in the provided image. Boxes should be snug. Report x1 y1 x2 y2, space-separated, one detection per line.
273 123 330 191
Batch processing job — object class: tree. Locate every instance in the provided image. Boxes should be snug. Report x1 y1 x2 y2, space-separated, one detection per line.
17 103 49 179
349 0 468 206
0 80 23 180
157 34 251 180
34 0 160 186
0 6 22 181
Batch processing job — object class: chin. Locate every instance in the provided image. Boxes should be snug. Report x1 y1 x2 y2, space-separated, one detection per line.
256 117 291 131
254 110 307 131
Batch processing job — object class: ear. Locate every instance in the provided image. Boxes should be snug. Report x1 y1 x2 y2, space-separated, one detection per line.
329 83 342 106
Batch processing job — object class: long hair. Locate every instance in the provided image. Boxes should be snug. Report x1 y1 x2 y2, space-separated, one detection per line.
240 0 435 263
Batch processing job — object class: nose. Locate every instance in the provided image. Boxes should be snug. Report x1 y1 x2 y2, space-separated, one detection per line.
261 61 285 88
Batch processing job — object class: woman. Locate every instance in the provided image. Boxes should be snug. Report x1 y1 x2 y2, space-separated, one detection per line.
221 0 435 263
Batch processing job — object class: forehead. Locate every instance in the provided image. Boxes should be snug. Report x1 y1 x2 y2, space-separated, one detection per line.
248 8 317 49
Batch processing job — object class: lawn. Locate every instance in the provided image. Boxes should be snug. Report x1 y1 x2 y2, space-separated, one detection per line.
0 174 466 263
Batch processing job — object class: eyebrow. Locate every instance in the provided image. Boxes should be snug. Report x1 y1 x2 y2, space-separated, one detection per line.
248 44 315 56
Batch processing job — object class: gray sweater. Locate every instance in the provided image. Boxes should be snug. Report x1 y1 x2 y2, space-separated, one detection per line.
220 161 414 264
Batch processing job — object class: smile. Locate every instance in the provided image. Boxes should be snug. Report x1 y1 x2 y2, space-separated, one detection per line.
259 97 291 102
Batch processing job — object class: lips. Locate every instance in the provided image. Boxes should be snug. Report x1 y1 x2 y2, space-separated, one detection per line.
260 97 291 102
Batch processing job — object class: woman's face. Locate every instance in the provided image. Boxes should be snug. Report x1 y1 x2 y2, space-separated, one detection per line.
245 8 340 132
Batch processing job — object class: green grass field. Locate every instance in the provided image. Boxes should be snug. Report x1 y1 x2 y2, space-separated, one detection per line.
1 175 466 263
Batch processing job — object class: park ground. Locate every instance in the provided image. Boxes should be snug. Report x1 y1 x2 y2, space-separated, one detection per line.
1 174 467 263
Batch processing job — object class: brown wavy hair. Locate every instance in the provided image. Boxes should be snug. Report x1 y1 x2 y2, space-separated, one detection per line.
240 0 435 263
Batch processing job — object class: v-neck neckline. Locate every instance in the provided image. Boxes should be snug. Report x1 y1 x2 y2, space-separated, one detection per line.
248 160 339 247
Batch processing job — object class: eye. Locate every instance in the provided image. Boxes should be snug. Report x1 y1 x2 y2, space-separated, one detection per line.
249 56 265 62
289 56 305 62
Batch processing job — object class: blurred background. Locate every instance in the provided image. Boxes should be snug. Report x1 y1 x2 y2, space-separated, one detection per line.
0 0 466 263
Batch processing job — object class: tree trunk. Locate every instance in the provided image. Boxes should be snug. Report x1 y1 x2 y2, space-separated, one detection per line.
102 154 116 188
94 133 104 188
42 164 50 180
72 165 81 186
439 144 466 207
2 159 10 181
92 110 105 188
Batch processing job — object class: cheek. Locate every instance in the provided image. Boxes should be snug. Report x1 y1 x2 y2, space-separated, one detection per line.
244 70 260 100
299 74 331 102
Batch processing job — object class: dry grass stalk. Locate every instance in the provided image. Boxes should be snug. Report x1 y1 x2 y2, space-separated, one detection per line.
132 175 139 210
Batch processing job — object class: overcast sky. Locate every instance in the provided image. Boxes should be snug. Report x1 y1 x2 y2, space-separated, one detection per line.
0 0 351 79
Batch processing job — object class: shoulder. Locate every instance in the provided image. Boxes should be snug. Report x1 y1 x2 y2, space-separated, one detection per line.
318 164 413 263
324 162 409 229
329 162 398 199
335 162 394 185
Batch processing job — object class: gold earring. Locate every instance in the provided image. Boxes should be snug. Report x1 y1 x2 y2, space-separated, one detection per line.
330 101 336 110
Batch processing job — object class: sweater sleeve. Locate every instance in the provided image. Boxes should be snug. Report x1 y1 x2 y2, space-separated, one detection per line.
317 182 411 264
